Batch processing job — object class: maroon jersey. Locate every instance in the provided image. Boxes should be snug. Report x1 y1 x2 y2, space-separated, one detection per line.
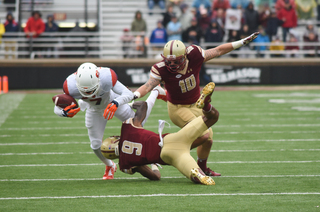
150 45 205 105
118 119 167 174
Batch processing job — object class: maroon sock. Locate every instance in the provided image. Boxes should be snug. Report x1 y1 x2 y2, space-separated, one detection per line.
203 103 212 113
197 158 207 170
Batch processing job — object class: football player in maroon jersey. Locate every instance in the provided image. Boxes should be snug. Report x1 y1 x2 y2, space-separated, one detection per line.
132 33 259 177
102 82 219 185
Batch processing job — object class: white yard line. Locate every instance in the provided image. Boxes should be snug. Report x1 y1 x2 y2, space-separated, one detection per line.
0 94 26 127
1 175 319 182
1 123 320 131
1 160 319 168
1 138 320 145
1 149 320 156
0 192 319 200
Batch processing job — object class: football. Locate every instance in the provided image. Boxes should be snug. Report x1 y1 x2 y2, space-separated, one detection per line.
52 94 78 109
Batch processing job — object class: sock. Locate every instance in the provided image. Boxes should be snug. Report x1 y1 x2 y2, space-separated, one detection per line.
141 90 158 126
203 103 212 113
93 149 113 166
197 157 208 170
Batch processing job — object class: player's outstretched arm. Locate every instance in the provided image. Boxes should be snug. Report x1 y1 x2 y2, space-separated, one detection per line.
134 77 161 100
133 165 161 181
203 32 259 62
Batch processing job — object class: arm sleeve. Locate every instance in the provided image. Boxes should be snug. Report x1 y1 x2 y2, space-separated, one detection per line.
112 81 134 106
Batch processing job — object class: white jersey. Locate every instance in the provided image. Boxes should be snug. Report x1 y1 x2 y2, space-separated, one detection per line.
63 67 134 111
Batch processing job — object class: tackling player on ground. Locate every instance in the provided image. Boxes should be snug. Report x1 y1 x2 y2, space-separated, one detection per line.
53 62 165 180
132 33 259 176
102 82 219 185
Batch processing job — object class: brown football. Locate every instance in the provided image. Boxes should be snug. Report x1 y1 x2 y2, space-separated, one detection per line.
52 94 78 109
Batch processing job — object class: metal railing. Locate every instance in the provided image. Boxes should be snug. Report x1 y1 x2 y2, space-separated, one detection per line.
1 32 320 59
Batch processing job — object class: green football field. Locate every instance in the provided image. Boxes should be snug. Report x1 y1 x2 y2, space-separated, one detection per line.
0 87 319 212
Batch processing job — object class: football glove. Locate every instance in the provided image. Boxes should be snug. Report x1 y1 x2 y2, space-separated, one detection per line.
104 100 119 120
62 104 80 118
242 32 259 45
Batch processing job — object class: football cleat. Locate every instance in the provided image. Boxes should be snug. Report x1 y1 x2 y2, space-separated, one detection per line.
102 161 117 180
204 167 221 176
196 82 215 109
191 168 215 185
153 85 167 102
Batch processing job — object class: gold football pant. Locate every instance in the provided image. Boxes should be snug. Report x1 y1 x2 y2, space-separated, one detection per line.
160 116 208 179
167 101 213 139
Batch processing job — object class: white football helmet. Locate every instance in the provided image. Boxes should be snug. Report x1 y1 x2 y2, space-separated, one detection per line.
101 136 120 159
75 62 100 98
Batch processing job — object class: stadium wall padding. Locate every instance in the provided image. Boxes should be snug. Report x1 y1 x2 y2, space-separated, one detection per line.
0 58 319 89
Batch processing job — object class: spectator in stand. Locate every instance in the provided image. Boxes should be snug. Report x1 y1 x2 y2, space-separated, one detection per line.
204 19 224 49
318 0 320 26
179 3 194 32
44 14 59 58
303 31 319 57
265 9 283 41
24 11 45 38
285 33 300 58
3 12 19 59
150 20 168 51
254 0 275 11
211 0 230 19
162 4 175 28
0 20 5 51
192 0 212 17
258 3 272 28
131 10 148 58
121 28 134 58
303 23 319 40
166 14 182 41
238 24 252 58
244 2 260 34
148 0 166 15
198 7 212 35
213 8 227 30
227 29 240 57
131 10 147 34
275 0 296 12
182 17 202 43
277 1 298 42
295 0 317 20
253 25 270 57
269 35 285 57
24 11 45 58
230 0 250 9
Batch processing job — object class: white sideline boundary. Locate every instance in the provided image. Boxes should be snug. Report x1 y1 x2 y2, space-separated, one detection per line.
0 94 26 127
1 192 320 200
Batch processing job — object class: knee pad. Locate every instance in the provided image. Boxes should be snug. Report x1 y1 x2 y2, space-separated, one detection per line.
90 139 102 150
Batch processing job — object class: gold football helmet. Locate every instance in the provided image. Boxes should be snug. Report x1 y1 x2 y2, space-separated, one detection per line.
101 136 120 159
161 40 187 73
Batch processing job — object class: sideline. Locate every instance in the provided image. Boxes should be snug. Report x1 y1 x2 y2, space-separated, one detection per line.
0 94 26 127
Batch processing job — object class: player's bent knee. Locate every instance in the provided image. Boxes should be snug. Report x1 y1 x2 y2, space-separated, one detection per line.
90 139 102 150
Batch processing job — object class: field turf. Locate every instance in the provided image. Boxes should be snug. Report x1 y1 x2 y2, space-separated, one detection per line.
0 87 319 211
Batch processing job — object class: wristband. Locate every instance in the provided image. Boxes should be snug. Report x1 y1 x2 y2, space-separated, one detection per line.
231 39 244 49
133 91 141 99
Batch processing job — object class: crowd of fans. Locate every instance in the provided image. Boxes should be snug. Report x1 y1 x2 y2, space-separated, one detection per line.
123 0 320 58
1 0 319 59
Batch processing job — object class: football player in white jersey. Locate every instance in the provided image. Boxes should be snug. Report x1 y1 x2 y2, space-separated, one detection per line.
53 62 136 180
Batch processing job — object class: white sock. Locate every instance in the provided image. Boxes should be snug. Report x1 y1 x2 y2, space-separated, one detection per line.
141 90 158 126
93 149 113 166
